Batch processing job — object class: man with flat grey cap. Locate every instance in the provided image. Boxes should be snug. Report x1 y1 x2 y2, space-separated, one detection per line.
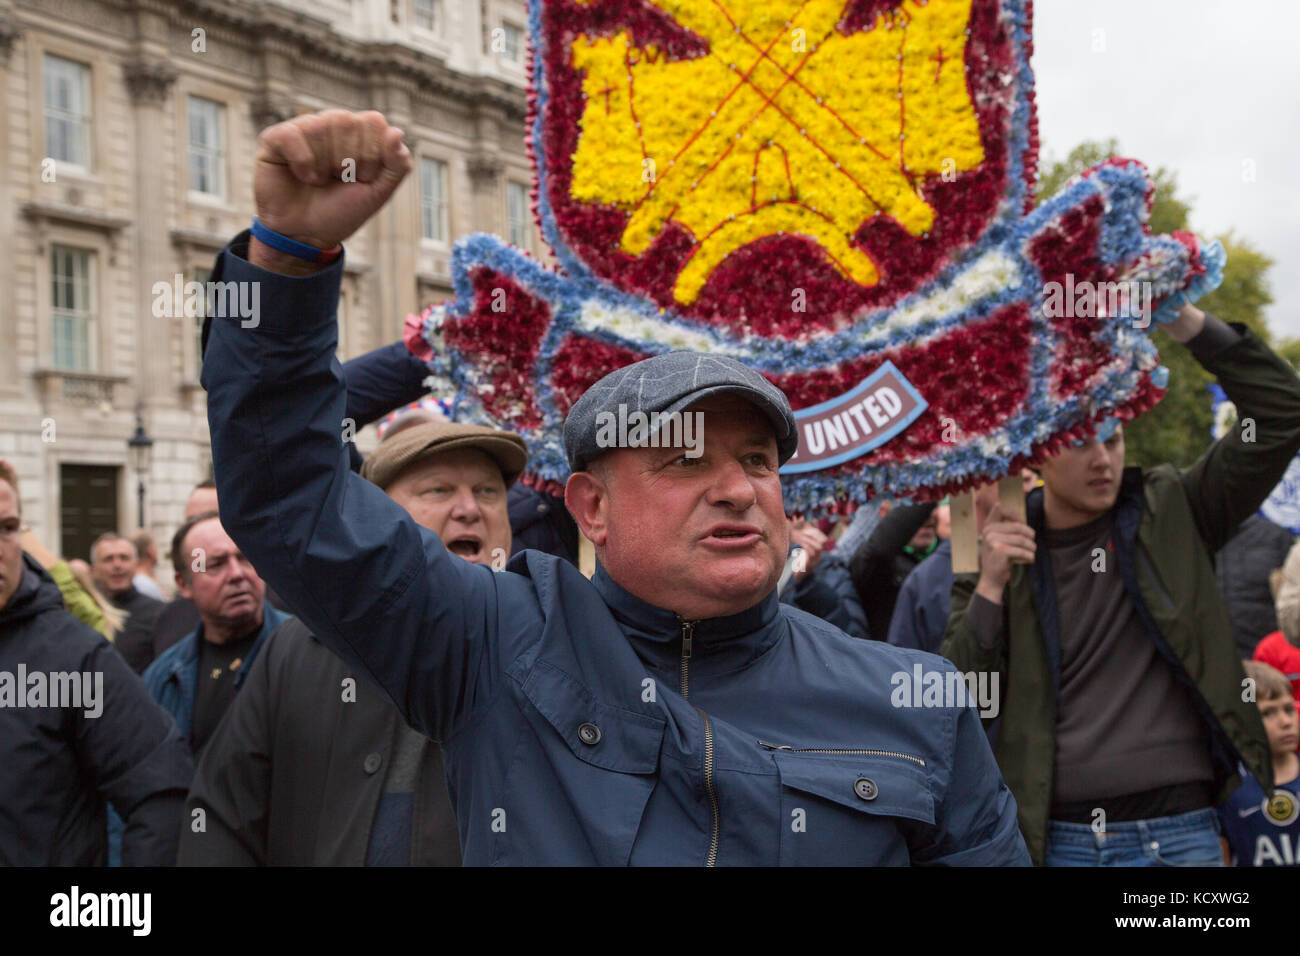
201 106 1028 865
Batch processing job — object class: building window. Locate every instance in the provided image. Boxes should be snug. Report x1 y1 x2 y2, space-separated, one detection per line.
44 54 91 168
51 245 95 371
507 181 529 249
193 266 210 375
421 157 449 242
414 0 438 31
501 22 523 63
188 96 226 197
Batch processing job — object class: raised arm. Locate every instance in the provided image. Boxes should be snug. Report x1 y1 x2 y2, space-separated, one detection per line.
200 110 517 741
342 341 431 427
1168 304 1300 552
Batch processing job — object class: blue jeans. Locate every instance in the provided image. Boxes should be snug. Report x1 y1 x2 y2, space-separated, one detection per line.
1045 807 1225 867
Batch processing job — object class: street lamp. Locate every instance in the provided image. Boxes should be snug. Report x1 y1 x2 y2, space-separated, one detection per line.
127 410 153 529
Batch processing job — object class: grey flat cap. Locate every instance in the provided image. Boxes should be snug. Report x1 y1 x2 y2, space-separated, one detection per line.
563 351 798 472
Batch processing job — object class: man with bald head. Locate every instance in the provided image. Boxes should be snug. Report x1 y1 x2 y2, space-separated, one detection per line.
152 480 293 659
142 512 287 760
199 107 1028 865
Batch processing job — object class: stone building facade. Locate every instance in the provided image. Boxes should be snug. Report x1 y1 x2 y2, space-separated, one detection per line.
0 0 536 568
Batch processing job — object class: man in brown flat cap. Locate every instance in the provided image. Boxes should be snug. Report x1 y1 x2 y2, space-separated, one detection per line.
181 420 527 866
360 420 525 568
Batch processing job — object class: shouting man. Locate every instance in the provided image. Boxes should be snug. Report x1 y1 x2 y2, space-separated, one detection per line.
200 108 1029 865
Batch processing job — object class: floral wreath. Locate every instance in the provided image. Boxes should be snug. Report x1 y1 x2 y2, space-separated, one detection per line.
409 0 1223 514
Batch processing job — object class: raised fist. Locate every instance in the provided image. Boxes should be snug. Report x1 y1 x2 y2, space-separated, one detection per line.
254 109 411 255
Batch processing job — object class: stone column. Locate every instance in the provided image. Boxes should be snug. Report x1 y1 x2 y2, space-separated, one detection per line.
124 28 178 412
468 105 504 235
370 73 417 343
467 153 503 237
251 33 297 133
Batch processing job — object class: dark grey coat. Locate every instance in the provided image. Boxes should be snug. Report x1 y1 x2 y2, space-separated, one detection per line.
179 618 460 866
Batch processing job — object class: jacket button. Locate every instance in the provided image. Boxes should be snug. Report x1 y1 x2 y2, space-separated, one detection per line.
364 752 383 774
854 777 878 801
536 502 549 514
577 722 602 746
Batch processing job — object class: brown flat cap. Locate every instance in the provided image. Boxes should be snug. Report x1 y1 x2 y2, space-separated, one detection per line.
361 420 529 490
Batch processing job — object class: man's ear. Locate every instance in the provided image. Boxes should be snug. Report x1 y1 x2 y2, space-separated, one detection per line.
174 570 191 600
565 470 609 548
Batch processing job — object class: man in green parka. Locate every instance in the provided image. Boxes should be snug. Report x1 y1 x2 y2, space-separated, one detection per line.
942 301 1300 866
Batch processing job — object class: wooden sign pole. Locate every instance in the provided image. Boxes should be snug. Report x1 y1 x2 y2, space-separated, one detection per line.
998 474 1027 524
949 491 979 574
950 475 1029 575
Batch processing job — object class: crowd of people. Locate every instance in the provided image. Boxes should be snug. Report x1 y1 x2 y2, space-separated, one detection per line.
3 108 1300 867
5 307 1299 867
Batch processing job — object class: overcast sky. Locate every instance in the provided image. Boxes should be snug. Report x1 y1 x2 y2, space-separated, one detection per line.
1030 0 1300 339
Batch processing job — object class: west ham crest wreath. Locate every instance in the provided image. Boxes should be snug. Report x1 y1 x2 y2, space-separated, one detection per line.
409 0 1223 514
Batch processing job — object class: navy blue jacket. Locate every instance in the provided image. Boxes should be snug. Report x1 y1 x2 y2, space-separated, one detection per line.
201 234 1029 866
888 539 953 654
507 484 579 565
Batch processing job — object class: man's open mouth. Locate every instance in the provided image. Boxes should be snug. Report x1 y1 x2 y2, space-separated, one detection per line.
702 525 762 545
447 537 483 559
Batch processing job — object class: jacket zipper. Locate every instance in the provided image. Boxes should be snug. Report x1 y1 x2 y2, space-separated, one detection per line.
757 741 927 767
698 707 719 866
677 617 717 865
678 618 695 699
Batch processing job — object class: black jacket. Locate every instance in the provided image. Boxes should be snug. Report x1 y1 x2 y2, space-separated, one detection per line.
109 585 163 674
0 553 192 865
150 596 199 659
509 484 578 565
848 503 936 641
780 552 870 639
180 618 460 866
1216 514 1295 657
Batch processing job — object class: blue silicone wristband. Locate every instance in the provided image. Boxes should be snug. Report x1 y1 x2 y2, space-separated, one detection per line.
251 217 340 263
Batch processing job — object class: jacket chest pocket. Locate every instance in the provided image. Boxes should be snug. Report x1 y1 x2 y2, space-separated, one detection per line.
501 661 666 866
772 750 936 866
